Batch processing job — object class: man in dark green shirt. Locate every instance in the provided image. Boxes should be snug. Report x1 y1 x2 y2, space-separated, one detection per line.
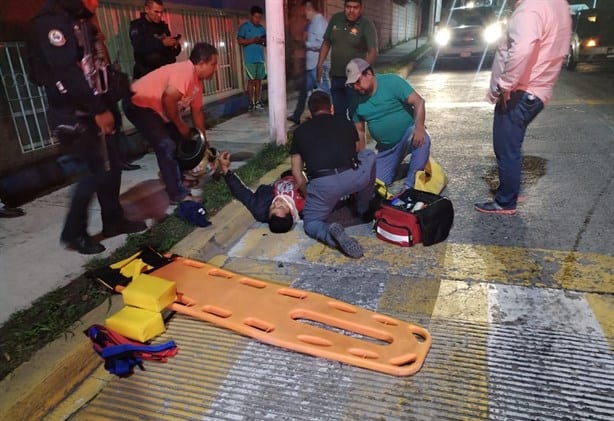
316 0 377 117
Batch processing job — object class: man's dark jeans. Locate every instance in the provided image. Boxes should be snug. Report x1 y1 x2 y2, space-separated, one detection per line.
493 90 544 208
122 100 188 203
330 76 354 118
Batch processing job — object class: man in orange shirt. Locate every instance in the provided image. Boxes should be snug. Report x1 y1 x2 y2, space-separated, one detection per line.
123 42 218 204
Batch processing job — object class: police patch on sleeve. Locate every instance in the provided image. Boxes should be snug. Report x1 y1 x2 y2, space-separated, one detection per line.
48 29 66 47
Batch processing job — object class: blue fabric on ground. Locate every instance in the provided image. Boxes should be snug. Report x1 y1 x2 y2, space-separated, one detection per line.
174 201 212 227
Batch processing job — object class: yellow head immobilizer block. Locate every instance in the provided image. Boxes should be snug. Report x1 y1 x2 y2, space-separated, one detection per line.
121 273 177 312
105 306 165 342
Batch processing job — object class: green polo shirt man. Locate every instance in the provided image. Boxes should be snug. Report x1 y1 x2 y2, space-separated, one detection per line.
316 0 377 117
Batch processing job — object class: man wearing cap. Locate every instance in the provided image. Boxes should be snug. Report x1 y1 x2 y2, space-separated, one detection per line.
348 58 430 195
218 152 305 234
123 42 217 204
290 91 376 258
316 0 377 118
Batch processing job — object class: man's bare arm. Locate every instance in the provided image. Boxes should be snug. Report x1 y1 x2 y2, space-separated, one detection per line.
190 102 209 149
354 121 367 151
365 47 377 65
406 91 426 146
237 36 263 46
291 154 308 197
162 85 189 137
316 40 331 82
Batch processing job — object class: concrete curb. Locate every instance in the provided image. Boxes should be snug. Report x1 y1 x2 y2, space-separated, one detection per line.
0 296 123 421
0 160 291 420
397 45 432 80
173 160 287 261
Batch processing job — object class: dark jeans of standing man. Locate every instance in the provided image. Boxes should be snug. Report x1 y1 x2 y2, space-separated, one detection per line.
330 76 355 119
493 91 544 208
290 65 331 124
122 100 189 203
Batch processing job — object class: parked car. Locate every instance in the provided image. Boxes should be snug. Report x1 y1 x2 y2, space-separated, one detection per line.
433 5 505 62
566 9 614 70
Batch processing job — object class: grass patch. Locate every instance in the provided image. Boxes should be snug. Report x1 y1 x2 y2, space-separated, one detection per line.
0 142 290 381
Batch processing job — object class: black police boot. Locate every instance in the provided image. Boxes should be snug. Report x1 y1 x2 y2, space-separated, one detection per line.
0 206 25 218
102 219 147 238
122 161 141 171
63 235 106 255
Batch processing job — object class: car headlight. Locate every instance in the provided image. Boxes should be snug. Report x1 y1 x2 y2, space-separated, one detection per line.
583 38 598 48
435 28 451 47
483 22 502 44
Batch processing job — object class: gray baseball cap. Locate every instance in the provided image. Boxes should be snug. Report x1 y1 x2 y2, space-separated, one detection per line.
345 58 370 85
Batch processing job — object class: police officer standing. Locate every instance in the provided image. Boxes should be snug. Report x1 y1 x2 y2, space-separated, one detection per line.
129 0 181 79
29 0 146 254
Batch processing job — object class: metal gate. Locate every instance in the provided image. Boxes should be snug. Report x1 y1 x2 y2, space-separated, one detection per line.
0 2 247 155
0 42 54 153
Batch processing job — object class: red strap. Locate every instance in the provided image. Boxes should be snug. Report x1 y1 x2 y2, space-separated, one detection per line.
87 324 178 361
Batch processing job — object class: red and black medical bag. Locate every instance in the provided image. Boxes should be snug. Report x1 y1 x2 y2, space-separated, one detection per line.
374 188 454 247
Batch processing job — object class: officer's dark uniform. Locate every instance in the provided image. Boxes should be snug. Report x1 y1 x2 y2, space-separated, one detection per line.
29 0 143 254
129 12 180 79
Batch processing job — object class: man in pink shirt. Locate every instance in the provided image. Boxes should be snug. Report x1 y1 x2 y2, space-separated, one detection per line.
123 42 218 203
475 0 571 215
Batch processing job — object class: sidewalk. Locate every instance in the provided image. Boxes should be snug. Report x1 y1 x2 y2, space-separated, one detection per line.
0 109 273 325
0 36 430 420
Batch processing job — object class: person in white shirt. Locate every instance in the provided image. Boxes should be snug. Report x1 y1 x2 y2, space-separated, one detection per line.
288 0 331 125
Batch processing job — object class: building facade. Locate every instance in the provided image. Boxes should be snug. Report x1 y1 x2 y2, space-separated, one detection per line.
0 0 426 202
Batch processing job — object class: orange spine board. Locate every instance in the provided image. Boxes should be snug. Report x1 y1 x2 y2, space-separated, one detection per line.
152 257 432 376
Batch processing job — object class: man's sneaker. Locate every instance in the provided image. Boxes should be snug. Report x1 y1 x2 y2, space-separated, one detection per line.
490 189 526 204
248 102 255 112
329 222 364 258
255 101 265 110
474 201 517 215
287 116 300 125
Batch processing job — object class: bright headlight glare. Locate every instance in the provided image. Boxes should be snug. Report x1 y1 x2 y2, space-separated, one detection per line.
584 38 598 48
435 28 451 46
484 23 502 44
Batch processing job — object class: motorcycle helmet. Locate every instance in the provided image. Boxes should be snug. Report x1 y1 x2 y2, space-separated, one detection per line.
176 127 206 171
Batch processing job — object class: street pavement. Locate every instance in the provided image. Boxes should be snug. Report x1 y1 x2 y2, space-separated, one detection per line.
0 38 431 420
58 57 613 420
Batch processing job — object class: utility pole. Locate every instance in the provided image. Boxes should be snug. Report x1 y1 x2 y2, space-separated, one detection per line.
265 0 287 145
